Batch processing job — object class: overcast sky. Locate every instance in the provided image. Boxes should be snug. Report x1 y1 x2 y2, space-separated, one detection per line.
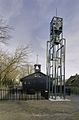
0 0 79 78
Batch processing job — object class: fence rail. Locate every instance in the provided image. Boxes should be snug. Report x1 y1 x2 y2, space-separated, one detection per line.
70 87 79 95
0 88 47 100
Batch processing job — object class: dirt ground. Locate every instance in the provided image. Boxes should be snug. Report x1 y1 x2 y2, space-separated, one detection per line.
0 95 79 120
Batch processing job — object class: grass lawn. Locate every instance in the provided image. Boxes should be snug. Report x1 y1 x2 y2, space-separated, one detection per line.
0 96 79 120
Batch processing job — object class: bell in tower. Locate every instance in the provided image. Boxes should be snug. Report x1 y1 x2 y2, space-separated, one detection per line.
34 64 41 72
34 54 41 72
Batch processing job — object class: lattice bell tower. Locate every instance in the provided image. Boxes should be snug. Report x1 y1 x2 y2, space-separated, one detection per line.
46 16 66 100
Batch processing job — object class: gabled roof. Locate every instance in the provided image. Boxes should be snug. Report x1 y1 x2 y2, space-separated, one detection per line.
20 71 47 82
66 74 79 87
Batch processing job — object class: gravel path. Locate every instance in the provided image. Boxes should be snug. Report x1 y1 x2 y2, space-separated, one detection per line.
0 95 79 120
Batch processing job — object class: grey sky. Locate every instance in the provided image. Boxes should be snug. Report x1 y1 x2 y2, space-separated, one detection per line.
0 0 79 78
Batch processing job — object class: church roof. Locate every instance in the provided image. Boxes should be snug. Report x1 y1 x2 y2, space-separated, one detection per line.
20 71 47 82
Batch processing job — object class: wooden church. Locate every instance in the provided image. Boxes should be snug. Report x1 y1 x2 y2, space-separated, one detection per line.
20 64 48 93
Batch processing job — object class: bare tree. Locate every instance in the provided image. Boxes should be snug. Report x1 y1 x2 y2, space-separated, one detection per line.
0 18 33 87
0 19 11 44
0 46 33 86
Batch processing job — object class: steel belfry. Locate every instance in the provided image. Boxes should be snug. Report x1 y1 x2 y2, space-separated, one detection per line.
46 16 66 99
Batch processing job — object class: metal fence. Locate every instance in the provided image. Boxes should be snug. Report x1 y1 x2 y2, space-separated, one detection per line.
0 88 48 100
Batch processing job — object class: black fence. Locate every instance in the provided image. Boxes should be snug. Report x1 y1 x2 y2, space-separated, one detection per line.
70 87 79 95
0 88 48 100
